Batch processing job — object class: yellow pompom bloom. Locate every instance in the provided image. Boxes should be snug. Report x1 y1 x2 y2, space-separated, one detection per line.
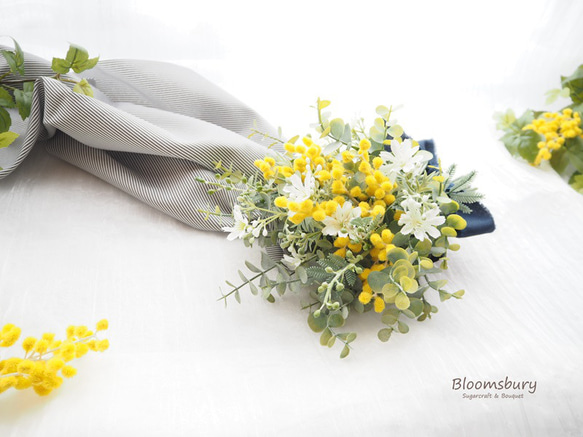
374 170 386 183
74 326 88 338
359 138 371 152
374 296 386 313
288 201 300 212
17 359 34 374
284 143 296 153
341 151 354 163
0 327 21 347
381 181 393 191
331 167 344 180
350 186 362 198
334 237 350 248
381 229 394 244
0 377 16 393
277 166 294 178
289 213 306 225
334 247 347 258
295 144 307 154
331 180 346 194
358 291 373 305
302 137 314 147
374 188 385 199
1 324 16 334
371 205 386 216
61 365 77 378
384 194 396 205
365 175 377 188
274 196 288 208
312 209 326 221
264 157 276 166
96 340 109 352
75 343 90 358
317 170 332 181
314 157 326 168
359 268 371 280
348 242 362 253
34 339 49 354
393 210 403 220
358 160 372 174
47 358 65 372
307 146 320 160
325 200 339 215
14 376 32 390
372 157 384 169
370 233 385 249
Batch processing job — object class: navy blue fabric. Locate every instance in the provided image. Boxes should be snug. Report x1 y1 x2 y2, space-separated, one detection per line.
385 137 496 237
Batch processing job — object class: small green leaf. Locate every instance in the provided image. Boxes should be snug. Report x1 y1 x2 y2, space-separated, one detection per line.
0 87 15 108
0 107 12 133
245 260 261 273
297 266 308 284
387 124 403 138
320 328 332 346
308 311 327 333
408 298 424 317
318 99 331 110
387 247 409 263
327 336 336 348
340 345 350 359
377 328 392 342
0 131 19 149
72 79 94 97
328 313 345 328
249 282 258 296
397 320 409 334
51 57 71 74
395 292 410 310
381 311 398 325
367 271 391 293
376 105 390 118
453 289 465 298
234 290 241 304
330 118 344 138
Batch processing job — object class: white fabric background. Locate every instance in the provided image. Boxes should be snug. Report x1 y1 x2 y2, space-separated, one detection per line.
1 1 582 436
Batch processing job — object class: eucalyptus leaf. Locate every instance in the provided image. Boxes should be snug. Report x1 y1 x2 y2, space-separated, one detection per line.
377 328 392 342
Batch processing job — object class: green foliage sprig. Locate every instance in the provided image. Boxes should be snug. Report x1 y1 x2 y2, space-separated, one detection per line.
494 64 583 194
0 38 99 165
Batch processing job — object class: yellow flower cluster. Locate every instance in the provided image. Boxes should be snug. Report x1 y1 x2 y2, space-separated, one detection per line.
523 109 583 165
254 137 397 228
0 320 109 396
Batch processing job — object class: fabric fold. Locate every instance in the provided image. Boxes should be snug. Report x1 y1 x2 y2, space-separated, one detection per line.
1 52 278 230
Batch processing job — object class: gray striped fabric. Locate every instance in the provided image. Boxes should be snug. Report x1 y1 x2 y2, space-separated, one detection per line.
0 50 279 231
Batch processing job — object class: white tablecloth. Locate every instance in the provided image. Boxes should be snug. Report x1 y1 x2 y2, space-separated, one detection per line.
1 1 582 436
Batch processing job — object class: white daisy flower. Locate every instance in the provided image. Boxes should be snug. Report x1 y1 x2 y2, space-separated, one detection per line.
282 169 316 203
379 138 433 180
282 246 303 270
398 197 445 241
222 205 249 241
321 201 362 239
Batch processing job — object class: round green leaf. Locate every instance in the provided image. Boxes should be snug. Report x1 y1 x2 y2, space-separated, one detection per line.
377 328 393 342
395 292 410 310
308 312 327 332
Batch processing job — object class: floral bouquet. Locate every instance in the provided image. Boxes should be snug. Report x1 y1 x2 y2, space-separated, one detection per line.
202 101 491 358
495 63 583 193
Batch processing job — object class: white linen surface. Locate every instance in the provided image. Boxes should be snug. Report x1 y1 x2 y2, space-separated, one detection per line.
1 1 582 436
